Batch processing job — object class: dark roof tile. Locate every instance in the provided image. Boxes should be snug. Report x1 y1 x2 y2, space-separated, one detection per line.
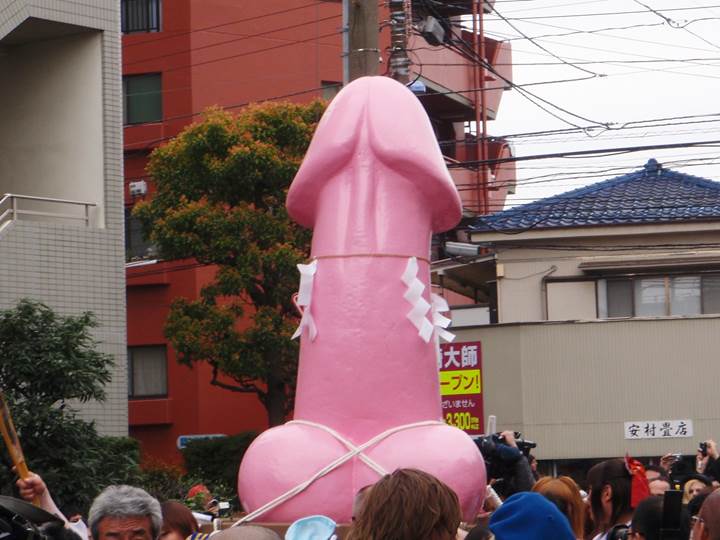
469 159 720 232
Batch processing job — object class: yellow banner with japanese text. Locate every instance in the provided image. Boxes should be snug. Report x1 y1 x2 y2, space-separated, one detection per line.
439 369 481 396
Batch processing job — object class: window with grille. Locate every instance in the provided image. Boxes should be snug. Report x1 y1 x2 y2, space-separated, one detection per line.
122 0 161 33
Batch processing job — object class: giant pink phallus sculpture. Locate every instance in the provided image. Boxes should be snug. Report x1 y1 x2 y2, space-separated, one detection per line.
237 76 486 523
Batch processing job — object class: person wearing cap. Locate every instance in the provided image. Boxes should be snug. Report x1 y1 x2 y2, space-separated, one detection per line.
488 491 575 540
682 474 711 505
285 515 337 540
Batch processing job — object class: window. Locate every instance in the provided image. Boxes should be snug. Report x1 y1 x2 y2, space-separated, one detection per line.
122 0 161 33
123 74 162 125
125 207 155 260
128 345 167 398
599 274 720 318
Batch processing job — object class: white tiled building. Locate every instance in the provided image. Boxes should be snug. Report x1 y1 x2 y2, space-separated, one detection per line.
0 1 126 435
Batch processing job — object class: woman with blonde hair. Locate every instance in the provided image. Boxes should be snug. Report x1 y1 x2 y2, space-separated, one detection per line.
346 468 462 540
682 476 710 505
532 476 586 539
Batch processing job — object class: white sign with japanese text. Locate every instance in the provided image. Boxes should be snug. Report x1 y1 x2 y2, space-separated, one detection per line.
624 420 693 440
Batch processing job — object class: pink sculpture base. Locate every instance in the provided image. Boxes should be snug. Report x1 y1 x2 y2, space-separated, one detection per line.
237 76 486 523
239 422 484 523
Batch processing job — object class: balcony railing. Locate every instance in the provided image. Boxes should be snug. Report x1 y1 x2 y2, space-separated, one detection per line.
0 193 96 232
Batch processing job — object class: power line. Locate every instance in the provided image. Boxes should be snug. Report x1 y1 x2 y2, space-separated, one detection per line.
485 5 720 20
487 24 720 65
446 139 720 168
486 57 720 65
487 2 602 76
433 29 609 128
123 13 343 69
124 83 341 152
631 0 720 51
123 1 326 49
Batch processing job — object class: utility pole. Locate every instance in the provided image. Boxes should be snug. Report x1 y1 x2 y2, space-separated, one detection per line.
343 0 379 83
388 0 411 83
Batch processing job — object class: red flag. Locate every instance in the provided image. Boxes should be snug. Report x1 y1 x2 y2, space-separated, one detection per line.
625 454 651 508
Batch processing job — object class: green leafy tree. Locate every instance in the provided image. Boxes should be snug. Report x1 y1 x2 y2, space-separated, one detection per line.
135 102 325 426
0 299 141 514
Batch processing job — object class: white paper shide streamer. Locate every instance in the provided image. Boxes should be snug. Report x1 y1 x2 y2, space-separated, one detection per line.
292 260 318 341
431 293 455 343
402 257 434 342
431 292 456 369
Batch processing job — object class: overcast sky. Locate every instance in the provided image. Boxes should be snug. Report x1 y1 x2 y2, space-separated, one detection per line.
480 0 720 210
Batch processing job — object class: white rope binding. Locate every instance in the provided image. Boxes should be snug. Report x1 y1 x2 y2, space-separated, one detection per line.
233 419 446 526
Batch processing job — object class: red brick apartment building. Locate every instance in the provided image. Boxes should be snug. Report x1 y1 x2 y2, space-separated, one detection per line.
122 0 515 463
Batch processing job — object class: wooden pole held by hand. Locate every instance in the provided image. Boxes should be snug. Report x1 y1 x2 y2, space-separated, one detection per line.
0 392 40 506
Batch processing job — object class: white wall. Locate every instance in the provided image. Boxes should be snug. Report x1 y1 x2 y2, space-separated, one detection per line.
495 230 720 323
0 31 104 225
547 281 597 320
455 316 720 459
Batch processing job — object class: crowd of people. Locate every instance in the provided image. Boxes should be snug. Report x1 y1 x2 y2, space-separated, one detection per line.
6 435 720 540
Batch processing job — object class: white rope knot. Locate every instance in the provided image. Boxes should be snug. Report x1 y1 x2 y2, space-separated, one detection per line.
233 419 446 526
292 260 318 341
402 257 434 342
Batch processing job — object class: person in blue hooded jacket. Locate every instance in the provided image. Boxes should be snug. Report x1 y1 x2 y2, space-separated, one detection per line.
488 492 575 540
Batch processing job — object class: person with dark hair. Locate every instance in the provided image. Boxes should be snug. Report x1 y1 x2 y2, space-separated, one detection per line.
465 524 492 540
39 521 83 540
627 496 663 540
346 468 461 540
691 489 720 540
587 458 648 540
696 440 720 484
528 454 540 481
160 501 198 540
687 488 712 517
645 466 666 483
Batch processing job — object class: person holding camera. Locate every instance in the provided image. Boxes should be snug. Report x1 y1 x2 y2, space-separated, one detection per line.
475 431 535 500
696 440 720 484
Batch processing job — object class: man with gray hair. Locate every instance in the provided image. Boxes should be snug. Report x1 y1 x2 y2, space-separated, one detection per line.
88 485 162 540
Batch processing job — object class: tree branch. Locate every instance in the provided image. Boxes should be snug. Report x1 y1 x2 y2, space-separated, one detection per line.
210 365 262 395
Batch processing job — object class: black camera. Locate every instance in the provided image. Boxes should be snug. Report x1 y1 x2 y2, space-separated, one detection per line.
607 524 629 540
700 441 708 457
0 495 77 540
474 432 536 480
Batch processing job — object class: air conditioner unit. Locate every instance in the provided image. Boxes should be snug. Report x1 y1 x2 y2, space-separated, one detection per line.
129 180 148 197
418 16 446 46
